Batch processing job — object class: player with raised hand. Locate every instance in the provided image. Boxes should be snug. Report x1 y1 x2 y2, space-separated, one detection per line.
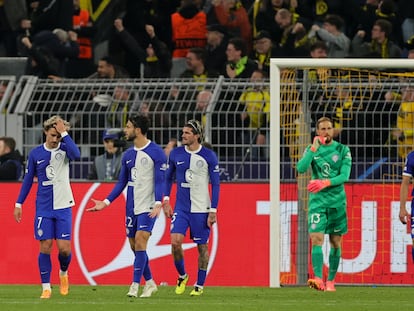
14 115 80 299
310 135 326 152
87 114 167 298
296 116 352 292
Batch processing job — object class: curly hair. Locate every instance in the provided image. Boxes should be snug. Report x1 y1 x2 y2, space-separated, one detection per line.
43 115 70 131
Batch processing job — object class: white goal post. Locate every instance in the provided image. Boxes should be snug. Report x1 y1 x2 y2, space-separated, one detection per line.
269 58 414 288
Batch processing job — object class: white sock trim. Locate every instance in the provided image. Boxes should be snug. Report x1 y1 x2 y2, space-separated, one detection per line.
42 283 51 290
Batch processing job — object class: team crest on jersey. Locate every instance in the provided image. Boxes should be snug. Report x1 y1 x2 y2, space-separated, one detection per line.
37 229 43 237
196 160 204 168
55 152 64 161
332 154 339 163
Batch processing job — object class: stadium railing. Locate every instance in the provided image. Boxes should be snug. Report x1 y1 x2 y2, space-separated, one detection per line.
1 74 410 183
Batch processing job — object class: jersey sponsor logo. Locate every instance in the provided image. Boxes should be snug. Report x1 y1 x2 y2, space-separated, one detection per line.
314 156 320 159
177 161 185 165
73 183 220 285
37 159 45 164
46 165 56 179
185 170 194 182
131 167 138 180
126 160 132 164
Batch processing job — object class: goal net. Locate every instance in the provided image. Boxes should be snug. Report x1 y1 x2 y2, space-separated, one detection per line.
269 58 414 287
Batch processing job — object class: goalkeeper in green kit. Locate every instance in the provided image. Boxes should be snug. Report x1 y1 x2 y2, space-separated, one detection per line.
297 117 352 292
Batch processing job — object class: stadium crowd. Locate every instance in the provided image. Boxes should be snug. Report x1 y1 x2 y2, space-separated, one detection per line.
1 0 414 80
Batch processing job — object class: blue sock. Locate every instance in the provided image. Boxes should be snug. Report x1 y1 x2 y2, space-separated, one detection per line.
58 253 72 272
197 269 207 287
133 251 146 283
142 253 152 281
38 253 51 283
174 258 186 276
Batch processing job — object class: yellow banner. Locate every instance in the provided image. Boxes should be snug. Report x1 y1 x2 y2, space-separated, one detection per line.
79 0 112 21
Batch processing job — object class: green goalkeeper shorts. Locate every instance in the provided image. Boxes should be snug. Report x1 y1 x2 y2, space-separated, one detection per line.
308 206 348 235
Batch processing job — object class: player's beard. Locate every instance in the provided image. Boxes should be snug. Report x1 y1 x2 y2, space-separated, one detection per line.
126 133 136 141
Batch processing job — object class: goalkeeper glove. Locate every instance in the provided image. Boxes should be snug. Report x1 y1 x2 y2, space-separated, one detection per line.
310 136 326 152
307 179 331 193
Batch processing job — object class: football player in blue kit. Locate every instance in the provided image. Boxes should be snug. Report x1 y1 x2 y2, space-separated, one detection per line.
399 150 414 262
87 114 167 298
14 116 81 299
163 119 220 296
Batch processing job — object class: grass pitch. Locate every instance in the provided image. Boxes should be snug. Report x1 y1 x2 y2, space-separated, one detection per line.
0 285 412 311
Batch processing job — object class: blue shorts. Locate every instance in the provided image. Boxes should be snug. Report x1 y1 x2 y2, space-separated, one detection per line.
34 208 72 240
170 210 210 244
125 212 156 238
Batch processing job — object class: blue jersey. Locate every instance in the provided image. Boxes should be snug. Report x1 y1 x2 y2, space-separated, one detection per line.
106 140 167 215
403 151 414 196
165 145 220 213
16 133 81 215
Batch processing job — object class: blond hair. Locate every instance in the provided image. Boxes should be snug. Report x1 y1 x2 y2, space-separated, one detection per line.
316 116 333 129
43 115 71 131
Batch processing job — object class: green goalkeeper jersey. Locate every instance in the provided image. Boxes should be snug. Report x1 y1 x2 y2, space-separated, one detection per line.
297 140 352 208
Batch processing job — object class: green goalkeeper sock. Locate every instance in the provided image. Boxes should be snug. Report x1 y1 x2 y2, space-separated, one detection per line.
328 247 341 281
311 245 323 278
